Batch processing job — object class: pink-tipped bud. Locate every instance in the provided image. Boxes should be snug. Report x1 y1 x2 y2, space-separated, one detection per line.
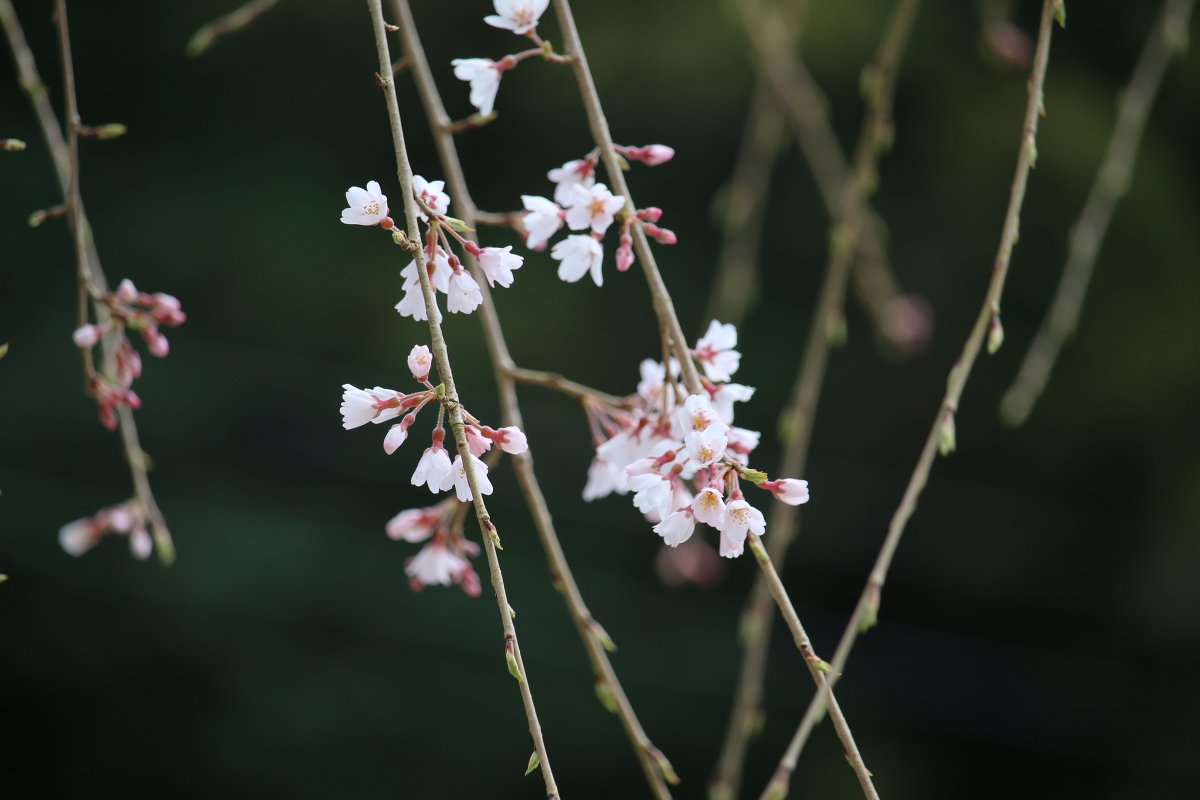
624 144 675 166
463 240 482 256
636 207 663 223
117 279 139 303
383 423 408 455
408 344 433 382
487 425 528 454
380 216 395 230
762 478 809 506
130 527 153 560
143 327 170 357
72 324 102 348
616 233 635 272
643 224 677 245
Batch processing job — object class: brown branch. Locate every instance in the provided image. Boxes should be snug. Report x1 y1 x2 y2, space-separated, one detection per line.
366 1 558 795
761 4 1060 796
508 367 633 409
712 2 922 798
1000 0 1194 426
187 0 281 57
387 1 674 795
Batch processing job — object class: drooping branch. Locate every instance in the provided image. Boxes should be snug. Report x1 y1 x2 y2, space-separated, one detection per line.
386 0 676 795
366 1 557 796
187 0 281 57
1000 0 1194 426
760 4 1060 797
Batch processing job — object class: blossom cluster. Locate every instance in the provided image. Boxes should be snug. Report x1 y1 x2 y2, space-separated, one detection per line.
340 344 528 591
341 177 522 320
582 321 809 558
59 499 155 560
71 278 186 431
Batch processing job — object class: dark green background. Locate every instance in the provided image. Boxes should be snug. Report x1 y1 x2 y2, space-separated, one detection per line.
2 0 1199 798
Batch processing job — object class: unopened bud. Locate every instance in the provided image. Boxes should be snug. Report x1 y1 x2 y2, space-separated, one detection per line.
1025 131 1038 168
524 750 540 776
117 278 139 303
988 313 1004 354
443 216 474 233
636 206 663 222
505 639 524 682
648 747 680 785
72 324 101 348
615 233 634 272
392 229 409 246
1053 0 1066 28
860 585 880 633
938 409 957 456
594 679 618 713
81 123 127 140
614 152 631 171
642 224 677 245
739 466 768 485
588 619 617 652
2 139 26 151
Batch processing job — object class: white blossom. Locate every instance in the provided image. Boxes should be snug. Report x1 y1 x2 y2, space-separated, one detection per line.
721 499 765 558
767 478 810 506
413 175 450 222
548 158 595 206
675 393 726 438
59 519 98 556
451 58 502 116
408 345 432 382
483 0 548 35
492 426 528 454
564 183 626 235
653 509 695 547
386 507 440 542
442 453 494 502
583 457 625 500
383 424 408 454
478 246 523 288
446 270 483 314
692 487 727 528
630 473 674 520
340 384 402 429
341 180 388 226
412 447 453 493
406 542 470 587
695 320 741 383
726 426 761 464
130 527 153 560
685 425 728 467
711 383 756 425
521 195 563 249
551 234 604 286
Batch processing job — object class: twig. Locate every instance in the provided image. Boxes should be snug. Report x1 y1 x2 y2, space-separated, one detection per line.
365 1 558 795
3 0 175 564
711 2 921 797
1000 0 1193 426
761 4 1060 796
550 1 880 795
508 367 634 409
187 0 280 57
387 1 674 794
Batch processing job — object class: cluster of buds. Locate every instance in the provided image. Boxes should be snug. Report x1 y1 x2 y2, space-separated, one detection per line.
519 145 676 285
59 499 155 560
340 344 528 503
340 177 523 319
72 278 186 431
386 497 482 596
583 321 809 558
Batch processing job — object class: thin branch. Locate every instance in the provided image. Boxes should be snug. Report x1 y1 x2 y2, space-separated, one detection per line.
762 4 1060 796
711 2 921 797
551 1 879 795
365 1 558 795
1000 0 1194 426
387 1 674 794
187 0 281 57
3 0 174 563
508 367 634 409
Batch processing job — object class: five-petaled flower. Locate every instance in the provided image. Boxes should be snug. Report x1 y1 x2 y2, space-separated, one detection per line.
564 183 626 235
551 234 605 286
341 181 390 227
694 320 741 383
521 195 564 249
483 0 549 35
413 175 450 222
451 58 502 116
548 158 596 206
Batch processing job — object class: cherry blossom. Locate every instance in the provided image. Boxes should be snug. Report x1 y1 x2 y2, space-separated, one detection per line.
341 180 390 226
340 384 404 429
483 0 549 35
477 245 523 288
412 445 454 493
675 393 726 437
691 487 726 528
465 425 492 457
763 478 810 506
694 320 741 382
447 269 483 314
548 158 596 206
406 541 471 588
564 183 625 235
720 498 765 558
72 324 103 348
413 175 451 222
551 234 604 286
451 58 502 116
653 509 696 547
488 426 528 454
386 507 441 542
630 473 675 520
622 144 675 166
726 426 761 464
583 458 626 501
443 453 494 502
711 382 755 425
408 345 433 382
685 426 728 467
521 195 564 249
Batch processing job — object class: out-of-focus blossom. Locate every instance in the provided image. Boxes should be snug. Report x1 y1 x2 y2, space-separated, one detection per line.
551 235 604 286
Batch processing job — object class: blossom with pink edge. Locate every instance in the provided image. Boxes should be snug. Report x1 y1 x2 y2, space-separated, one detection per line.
675 393 726 437
406 542 471 588
763 478 810 506
386 507 441 542
412 446 453 493
465 425 492 457
548 158 596 206
685 426 728 467
341 181 389 226
630 473 674 520
412 175 450 222
408 345 433 382
691 487 726 528
340 384 403 429
624 144 675 166
489 426 528 454
443 453 494 502
446 270 483 314
695 320 741 383
711 382 755 425
653 509 696 547
484 0 549 35
520 195 563 249
477 246 523 288
564 183 625 235
721 498 765 558
551 235 604 286
451 58 502 116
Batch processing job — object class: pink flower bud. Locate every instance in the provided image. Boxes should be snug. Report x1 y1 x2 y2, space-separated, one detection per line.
616 233 635 272
490 425 527 454
642 145 675 165
72 324 101 348
642 224 677 245
130 527 153 560
636 207 663 223
408 344 433 382
117 279 138 303
762 478 810 506
383 424 408 455
142 327 170 357
465 425 492 457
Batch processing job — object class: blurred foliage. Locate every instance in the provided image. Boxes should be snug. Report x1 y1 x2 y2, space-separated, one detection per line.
2 0 1199 798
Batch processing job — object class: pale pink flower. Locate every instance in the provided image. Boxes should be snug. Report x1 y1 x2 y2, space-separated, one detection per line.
386 507 441 542
412 446 454 493
490 426 528 454
395 286 435 321
711 383 755 425
383 423 408 454
406 542 470 588
630 473 674 520
721 498 765 558
548 158 595 206
451 58 502 116
408 345 433 382
691 487 726 528
477 246 523 288
442 453 494 502
72 324 102 348
583 457 625 500
117 278 139 303
341 180 389 226
675 393 726 437
465 425 492 457
726 426 761 464
695 320 741 382
520 195 563 249
653 509 695 547
627 144 675 166
403 249 453 294
412 175 450 222
142 327 169 357
484 0 548 35
59 518 100 556
551 234 604 286
130 526 153 560
685 426 728 467
764 478 810 506
340 384 403 429
564 183 625 235
446 270 483 314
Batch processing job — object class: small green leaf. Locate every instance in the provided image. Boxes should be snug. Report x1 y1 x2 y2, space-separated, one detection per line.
524 751 540 776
